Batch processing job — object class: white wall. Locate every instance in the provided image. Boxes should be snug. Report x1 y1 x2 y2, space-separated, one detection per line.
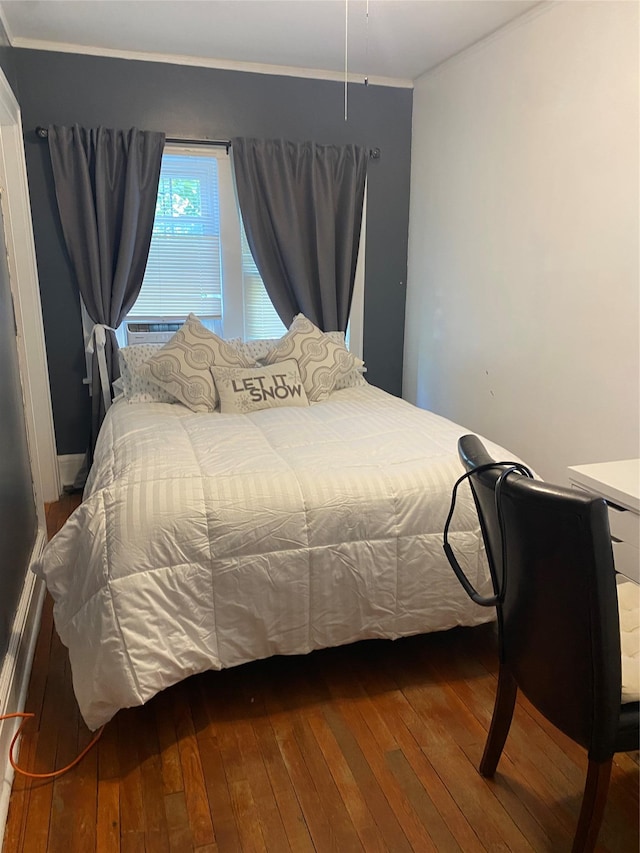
404 1 639 484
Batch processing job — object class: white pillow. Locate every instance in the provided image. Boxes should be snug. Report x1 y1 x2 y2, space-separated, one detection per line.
111 376 125 403
334 367 367 390
262 314 358 402
232 338 283 363
323 330 345 346
139 314 255 412
117 344 176 404
211 359 310 414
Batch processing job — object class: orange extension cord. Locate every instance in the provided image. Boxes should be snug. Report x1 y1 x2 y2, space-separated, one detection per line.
0 712 104 779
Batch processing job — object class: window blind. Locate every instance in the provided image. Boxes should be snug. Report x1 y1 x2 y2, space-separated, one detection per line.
241 224 286 340
129 154 223 319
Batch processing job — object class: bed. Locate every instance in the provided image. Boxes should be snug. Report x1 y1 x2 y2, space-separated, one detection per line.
35 318 518 731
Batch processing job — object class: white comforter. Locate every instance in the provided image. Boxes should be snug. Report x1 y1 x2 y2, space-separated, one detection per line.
35 385 510 730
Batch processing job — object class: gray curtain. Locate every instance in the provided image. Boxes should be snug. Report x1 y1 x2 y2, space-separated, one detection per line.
48 124 165 464
231 137 367 332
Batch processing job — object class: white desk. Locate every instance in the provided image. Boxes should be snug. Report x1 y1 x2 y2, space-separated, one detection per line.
568 459 640 584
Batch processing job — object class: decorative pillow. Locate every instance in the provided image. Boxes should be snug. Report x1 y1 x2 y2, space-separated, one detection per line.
139 314 255 412
232 331 361 370
112 376 125 403
117 344 176 404
321 330 368 389
211 359 309 414
231 338 283 364
334 367 368 390
324 330 346 346
262 314 358 402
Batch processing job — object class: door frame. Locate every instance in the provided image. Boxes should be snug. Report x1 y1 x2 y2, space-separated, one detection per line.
0 69 59 508
0 65 59 840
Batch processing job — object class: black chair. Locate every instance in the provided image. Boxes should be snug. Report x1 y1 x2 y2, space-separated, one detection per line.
445 434 639 853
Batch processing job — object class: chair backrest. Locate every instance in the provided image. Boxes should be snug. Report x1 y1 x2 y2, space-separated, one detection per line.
458 435 623 758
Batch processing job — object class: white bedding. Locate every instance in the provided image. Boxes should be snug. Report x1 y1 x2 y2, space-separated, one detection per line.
35 384 512 730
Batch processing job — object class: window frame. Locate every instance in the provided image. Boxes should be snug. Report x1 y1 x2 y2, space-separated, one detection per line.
116 143 365 355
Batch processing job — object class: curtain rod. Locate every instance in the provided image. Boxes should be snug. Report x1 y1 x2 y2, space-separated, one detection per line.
35 127 381 159
35 127 230 149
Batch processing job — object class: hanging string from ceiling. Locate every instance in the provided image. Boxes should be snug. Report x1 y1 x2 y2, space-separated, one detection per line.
345 0 371 118
364 0 369 86
344 0 349 121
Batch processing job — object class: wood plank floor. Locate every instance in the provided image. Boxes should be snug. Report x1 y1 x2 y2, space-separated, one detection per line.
2 495 638 852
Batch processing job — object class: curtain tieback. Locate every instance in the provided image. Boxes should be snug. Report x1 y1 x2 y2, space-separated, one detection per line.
87 324 116 413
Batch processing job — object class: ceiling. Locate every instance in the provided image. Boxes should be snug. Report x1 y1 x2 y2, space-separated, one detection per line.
0 0 543 86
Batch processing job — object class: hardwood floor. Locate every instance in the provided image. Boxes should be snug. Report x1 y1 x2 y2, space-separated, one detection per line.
2 496 638 852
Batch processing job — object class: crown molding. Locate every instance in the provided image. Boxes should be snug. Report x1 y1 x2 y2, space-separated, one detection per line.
9 37 414 89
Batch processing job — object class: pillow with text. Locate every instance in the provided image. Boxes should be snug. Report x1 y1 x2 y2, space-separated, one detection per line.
211 359 310 414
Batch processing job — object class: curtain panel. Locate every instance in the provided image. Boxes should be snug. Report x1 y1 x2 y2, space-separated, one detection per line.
48 124 165 464
231 137 367 333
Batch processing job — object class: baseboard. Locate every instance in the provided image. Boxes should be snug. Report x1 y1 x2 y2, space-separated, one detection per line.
57 453 84 489
0 529 47 842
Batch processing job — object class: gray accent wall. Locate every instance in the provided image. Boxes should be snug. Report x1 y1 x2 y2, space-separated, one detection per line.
13 49 413 455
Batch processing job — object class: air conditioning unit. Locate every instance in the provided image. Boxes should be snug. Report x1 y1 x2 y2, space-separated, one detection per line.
125 321 181 345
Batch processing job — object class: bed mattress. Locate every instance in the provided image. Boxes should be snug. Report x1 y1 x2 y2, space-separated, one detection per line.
35 384 510 730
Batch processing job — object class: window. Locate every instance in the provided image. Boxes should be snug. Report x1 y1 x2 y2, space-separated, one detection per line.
123 145 285 342
240 225 287 340
83 145 365 387
116 144 365 356
129 153 223 323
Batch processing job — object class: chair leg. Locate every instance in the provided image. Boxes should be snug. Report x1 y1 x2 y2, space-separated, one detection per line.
571 757 612 853
479 664 517 777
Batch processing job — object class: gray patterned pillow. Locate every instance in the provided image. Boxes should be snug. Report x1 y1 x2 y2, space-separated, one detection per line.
118 344 176 404
262 314 358 402
211 359 309 414
232 332 363 375
322 330 367 389
139 314 255 412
